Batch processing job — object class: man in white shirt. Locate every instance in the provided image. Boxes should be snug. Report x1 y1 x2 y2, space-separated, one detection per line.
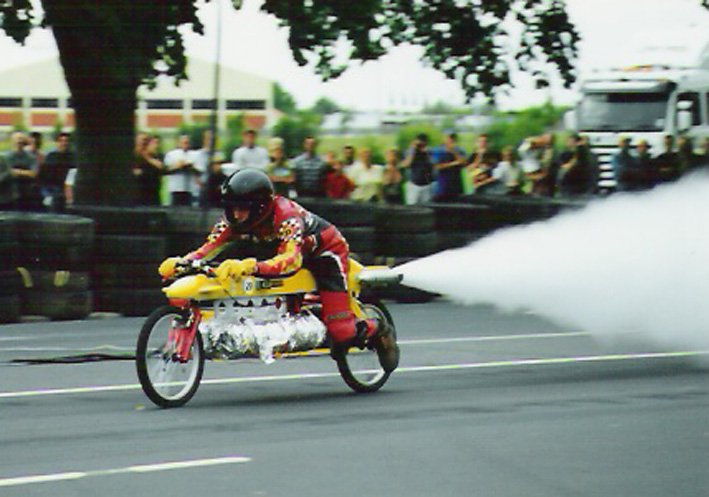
231 129 269 171
164 134 199 206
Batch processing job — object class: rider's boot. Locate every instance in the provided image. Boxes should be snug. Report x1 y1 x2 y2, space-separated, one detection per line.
366 308 399 373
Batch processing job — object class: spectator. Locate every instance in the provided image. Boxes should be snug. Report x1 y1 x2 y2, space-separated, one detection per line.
556 136 594 197
634 139 658 189
611 137 637 192
653 135 680 183
231 129 269 171
676 135 703 175
492 146 525 195
6 132 40 209
291 136 327 197
266 137 294 197
342 145 356 172
466 133 500 194
204 158 228 208
382 148 403 204
346 148 384 202
432 132 465 202
37 132 75 211
25 131 45 174
518 133 554 196
164 134 199 206
0 153 16 209
323 151 354 199
400 133 434 205
133 134 165 205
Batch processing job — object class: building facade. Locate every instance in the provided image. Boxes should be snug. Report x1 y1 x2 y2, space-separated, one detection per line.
0 57 276 132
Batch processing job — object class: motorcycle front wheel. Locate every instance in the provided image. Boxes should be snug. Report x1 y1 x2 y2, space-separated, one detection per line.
336 301 395 393
136 305 205 408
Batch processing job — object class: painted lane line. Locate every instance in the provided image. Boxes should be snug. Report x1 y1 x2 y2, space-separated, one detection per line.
0 332 587 353
0 350 706 400
399 332 590 345
0 456 252 488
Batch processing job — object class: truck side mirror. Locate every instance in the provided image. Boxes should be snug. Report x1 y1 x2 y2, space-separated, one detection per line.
677 100 693 132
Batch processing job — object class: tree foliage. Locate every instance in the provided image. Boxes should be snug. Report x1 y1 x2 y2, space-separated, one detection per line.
310 97 341 115
0 0 585 204
272 112 321 158
273 83 297 114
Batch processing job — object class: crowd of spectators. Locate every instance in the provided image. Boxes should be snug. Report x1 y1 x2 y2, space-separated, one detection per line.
2 128 709 211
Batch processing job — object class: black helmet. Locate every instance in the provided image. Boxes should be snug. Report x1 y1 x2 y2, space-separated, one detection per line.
221 168 275 229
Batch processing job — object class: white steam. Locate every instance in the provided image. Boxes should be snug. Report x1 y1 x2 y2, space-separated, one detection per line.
400 172 709 350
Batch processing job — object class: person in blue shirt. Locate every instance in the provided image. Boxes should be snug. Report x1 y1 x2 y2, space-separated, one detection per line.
432 132 466 202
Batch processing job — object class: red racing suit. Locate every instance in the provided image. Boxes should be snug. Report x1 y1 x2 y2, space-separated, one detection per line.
185 195 363 344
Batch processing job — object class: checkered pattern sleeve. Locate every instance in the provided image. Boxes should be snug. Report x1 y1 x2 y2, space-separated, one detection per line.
185 218 235 261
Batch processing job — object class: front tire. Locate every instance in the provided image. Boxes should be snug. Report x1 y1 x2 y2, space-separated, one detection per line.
336 301 395 393
136 305 205 408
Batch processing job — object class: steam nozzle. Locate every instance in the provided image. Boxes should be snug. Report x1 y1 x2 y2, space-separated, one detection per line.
357 267 404 287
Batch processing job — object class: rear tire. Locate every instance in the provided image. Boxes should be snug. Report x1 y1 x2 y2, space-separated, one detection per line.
336 301 395 393
136 305 205 408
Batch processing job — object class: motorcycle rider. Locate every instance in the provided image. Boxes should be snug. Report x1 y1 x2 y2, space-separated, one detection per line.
158 168 399 371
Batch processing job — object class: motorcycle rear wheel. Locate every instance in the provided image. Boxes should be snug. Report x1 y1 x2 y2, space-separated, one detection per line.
136 305 205 408
336 301 395 393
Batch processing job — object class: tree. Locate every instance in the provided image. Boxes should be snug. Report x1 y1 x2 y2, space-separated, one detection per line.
273 83 297 114
311 97 341 116
1 0 581 204
272 112 321 158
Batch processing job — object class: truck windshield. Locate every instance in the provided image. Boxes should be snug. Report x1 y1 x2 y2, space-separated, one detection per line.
578 92 669 132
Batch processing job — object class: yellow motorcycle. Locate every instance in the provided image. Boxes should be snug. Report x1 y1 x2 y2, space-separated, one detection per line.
135 258 402 408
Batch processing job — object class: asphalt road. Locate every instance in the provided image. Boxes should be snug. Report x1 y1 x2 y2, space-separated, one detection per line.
0 301 707 497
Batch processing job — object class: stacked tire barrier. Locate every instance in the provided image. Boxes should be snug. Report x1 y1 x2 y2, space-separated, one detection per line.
68 206 168 317
0 213 21 323
297 198 377 264
14 213 95 320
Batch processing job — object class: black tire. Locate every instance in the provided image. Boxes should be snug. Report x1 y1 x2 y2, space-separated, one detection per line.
67 206 168 235
94 287 166 317
20 242 93 270
336 301 395 393
375 205 435 233
20 290 93 320
95 235 167 264
0 269 22 296
376 232 438 258
14 268 90 292
15 213 95 246
339 226 376 254
297 198 377 226
0 295 20 324
136 306 205 408
0 241 19 271
94 263 162 289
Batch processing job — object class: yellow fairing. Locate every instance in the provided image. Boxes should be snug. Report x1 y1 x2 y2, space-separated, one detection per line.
163 259 373 319
163 270 318 301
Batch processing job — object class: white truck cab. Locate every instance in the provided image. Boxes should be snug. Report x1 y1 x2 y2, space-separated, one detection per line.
569 38 709 191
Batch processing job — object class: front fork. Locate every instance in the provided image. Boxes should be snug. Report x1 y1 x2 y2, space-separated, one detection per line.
168 306 201 362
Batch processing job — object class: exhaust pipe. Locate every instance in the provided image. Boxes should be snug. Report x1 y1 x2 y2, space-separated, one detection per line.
357 267 404 287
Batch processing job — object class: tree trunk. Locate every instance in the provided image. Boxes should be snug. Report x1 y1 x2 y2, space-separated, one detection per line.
43 1 141 206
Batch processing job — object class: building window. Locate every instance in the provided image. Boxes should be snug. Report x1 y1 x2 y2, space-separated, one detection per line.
192 99 216 110
0 97 23 107
226 99 266 110
31 98 59 108
146 99 184 110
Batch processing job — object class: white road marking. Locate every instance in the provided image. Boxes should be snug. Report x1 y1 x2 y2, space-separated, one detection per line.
399 332 590 345
0 350 706 400
0 456 251 488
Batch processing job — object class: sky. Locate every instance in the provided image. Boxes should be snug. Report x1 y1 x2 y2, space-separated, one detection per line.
0 0 708 111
